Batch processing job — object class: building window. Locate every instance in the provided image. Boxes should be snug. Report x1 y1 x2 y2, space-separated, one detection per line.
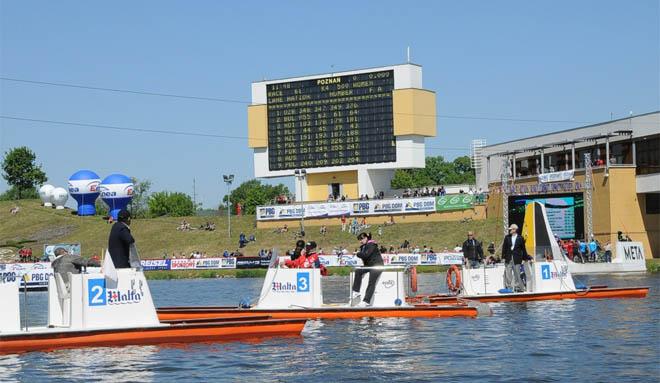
636 136 660 175
609 141 633 165
646 193 660 214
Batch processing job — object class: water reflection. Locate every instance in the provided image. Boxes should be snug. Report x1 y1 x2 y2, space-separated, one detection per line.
7 273 659 382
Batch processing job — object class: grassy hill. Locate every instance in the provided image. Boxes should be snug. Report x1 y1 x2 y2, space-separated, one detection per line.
0 199 503 261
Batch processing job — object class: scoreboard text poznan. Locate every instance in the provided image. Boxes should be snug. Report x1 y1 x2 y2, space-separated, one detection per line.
267 70 396 171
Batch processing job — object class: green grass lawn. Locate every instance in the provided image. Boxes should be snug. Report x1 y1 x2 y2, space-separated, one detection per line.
1 199 503 260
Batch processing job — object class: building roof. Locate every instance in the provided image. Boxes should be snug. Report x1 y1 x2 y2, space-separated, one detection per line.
484 111 659 149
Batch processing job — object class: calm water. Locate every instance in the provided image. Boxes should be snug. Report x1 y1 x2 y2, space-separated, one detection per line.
2 273 658 382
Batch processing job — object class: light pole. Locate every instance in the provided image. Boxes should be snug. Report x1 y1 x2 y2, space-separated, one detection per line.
294 169 306 234
223 174 234 239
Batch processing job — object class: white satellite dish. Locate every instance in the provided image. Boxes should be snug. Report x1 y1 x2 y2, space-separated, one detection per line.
51 187 69 210
39 184 55 207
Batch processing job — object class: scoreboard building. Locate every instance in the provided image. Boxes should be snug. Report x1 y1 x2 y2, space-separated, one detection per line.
247 63 436 202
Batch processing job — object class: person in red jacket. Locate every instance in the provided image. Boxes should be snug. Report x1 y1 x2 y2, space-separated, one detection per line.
283 241 328 275
285 241 319 268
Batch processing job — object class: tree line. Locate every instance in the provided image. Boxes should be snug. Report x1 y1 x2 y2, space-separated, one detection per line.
2 147 475 217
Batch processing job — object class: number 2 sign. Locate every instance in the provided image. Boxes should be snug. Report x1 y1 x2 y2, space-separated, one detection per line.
88 278 107 306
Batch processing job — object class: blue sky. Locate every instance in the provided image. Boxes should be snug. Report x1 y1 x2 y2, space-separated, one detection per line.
1 0 658 207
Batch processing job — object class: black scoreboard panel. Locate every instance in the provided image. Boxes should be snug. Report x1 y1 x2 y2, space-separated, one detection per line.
267 70 396 171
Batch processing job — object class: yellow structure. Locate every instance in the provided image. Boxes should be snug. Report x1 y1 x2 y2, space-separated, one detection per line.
247 104 267 149
487 167 658 259
306 171 359 201
393 88 437 137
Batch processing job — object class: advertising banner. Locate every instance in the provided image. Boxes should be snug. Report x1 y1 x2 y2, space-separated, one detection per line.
235 257 263 269
403 197 436 213
140 259 170 271
388 254 421 265
258 195 478 221
169 259 197 270
614 242 645 264
194 257 236 269
435 194 475 211
539 170 574 183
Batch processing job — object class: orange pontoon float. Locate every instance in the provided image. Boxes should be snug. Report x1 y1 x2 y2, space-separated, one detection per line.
0 269 305 354
408 202 649 305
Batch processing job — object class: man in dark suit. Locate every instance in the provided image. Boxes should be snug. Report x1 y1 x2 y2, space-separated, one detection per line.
462 231 484 268
502 223 530 292
108 209 135 268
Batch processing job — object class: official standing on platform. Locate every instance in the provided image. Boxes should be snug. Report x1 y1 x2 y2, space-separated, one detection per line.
351 232 384 307
462 231 484 268
108 209 135 268
502 224 529 292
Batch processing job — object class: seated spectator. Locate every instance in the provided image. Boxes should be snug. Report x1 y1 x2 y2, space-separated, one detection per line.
223 249 230 258
453 244 462 252
239 232 248 248
249 234 256 242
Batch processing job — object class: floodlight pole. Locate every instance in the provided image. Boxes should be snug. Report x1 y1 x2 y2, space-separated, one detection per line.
223 174 234 239
295 169 307 233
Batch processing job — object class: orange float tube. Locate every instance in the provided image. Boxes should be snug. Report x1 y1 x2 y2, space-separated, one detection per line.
410 266 418 293
446 265 461 294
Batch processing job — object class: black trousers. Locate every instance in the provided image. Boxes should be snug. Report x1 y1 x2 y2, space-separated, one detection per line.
352 269 382 304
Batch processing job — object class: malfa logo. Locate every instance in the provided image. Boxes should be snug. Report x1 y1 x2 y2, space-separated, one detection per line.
107 289 142 305
382 279 395 288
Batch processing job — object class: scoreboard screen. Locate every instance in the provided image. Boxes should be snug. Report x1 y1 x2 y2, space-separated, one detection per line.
267 69 396 171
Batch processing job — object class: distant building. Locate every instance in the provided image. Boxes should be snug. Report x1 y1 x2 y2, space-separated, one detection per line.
478 111 659 259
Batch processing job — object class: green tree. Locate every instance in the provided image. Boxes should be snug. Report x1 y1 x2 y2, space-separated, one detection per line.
390 169 416 189
390 155 475 188
148 191 194 217
129 177 152 218
1 147 47 199
223 180 290 215
0 186 39 201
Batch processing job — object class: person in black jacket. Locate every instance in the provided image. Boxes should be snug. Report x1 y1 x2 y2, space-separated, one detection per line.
351 232 384 307
462 231 484 268
501 224 530 291
108 209 135 268
290 240 306 261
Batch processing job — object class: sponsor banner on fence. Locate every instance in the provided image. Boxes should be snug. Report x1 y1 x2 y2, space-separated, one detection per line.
169 258 236 270
140 259 171 271
435 195 474 211
0 262 100 289
403 197 436 213
194 257 236 269
170 259 197 270
539 170 574 183
257 196 474 221
235 257 263 269
388 254 421 265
